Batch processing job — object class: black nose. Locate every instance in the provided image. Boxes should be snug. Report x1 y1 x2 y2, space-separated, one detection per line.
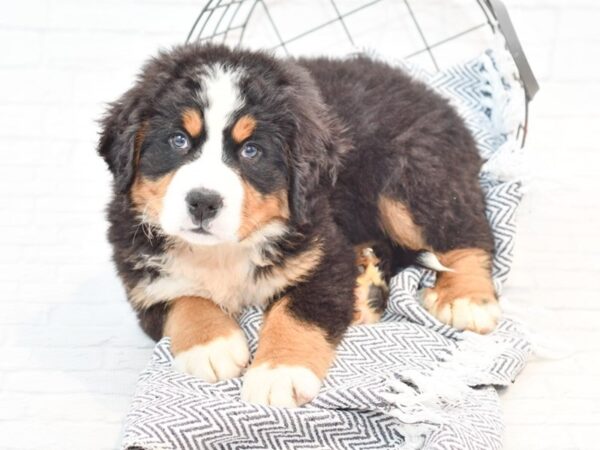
185 188 223 224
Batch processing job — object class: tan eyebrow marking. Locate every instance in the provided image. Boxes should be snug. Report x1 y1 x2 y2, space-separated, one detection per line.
182 108 203 137
231 114 257 143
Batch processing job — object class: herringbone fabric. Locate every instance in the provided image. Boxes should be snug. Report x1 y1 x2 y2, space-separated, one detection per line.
121 48 531 450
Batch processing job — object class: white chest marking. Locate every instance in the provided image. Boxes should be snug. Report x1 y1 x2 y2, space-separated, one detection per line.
129 222 317 314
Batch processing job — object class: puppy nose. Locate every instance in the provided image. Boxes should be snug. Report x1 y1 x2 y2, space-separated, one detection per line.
185 188 223 224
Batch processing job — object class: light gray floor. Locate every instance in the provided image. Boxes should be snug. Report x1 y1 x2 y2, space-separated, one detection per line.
1 1 598 448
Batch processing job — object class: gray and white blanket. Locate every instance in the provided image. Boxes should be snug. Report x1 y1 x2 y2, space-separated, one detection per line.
121 48 531 450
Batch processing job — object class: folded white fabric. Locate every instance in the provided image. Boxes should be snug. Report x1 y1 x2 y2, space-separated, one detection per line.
121 48 531 450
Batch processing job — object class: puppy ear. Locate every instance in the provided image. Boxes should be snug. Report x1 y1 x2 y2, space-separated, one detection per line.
284 66 348 226
287 116 335 226
97 89 143 193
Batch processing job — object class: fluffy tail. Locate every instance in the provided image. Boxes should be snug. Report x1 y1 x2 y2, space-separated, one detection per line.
416 251 454 272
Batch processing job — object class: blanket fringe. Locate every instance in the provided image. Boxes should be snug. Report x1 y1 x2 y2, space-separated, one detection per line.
381 326 524 447
381 370 466 449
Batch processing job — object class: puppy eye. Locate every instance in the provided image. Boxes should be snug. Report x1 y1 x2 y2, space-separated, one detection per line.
168 132 191 152
240 143 260 159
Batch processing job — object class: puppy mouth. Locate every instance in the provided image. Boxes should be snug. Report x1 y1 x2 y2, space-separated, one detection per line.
186 226 211 235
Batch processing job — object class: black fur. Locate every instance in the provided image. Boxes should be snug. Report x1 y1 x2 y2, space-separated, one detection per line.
304 56 493 254
98 43 493 345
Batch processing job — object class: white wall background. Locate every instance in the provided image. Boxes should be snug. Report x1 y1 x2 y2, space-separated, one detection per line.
0 0 598 449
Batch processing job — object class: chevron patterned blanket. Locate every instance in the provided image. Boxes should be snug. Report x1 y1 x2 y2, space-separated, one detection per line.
121 48 531 450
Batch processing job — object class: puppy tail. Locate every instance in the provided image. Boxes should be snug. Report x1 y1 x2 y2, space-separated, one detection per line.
416 251 454 272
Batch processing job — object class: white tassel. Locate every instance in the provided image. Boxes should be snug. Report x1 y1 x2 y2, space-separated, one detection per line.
481 138 528 182
486 37 528 140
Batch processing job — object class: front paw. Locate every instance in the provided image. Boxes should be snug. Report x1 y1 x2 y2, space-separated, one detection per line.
423 289 501 334
172 329 250 382
241 364 322 407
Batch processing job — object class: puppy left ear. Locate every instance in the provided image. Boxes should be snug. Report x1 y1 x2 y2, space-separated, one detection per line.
97 88 144 193
284 65 348 227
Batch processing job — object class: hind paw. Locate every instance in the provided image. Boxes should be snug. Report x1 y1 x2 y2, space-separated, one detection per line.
423 289 500 334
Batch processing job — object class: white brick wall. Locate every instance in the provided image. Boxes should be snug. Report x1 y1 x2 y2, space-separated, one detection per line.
1 1 598 449
0 2 187 448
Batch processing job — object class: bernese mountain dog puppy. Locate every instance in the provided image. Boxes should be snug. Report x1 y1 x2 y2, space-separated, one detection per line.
98 44 499 407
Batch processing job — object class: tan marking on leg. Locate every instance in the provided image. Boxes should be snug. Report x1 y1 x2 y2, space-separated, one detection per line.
423 248 500 333
252 298 334 379
244 243 323 306
238 181 289 240
271 243 323 284
164 296 241 354
165 296 249 381
130 173 175 222
353 246 388 325
378 196 428 250
231 114 257 143
242 297 333 405
434 249 495 302
182 108 203 137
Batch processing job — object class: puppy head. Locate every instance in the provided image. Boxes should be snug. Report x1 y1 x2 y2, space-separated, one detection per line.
98 44 343 246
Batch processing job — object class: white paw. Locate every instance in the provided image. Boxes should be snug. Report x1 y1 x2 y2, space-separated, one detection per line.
241 364 322 407
424 292 501 334
172 330 250 382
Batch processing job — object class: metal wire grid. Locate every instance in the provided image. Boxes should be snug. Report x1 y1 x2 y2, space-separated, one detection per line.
187 0 496 70
186 0 537 144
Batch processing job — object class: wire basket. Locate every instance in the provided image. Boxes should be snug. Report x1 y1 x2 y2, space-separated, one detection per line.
186 0 538 145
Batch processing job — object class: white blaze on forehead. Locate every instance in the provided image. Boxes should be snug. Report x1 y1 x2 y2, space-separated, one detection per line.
160 65 245 245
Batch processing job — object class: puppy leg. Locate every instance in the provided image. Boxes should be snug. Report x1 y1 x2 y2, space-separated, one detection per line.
353 245 388 325
423 249 500 333
241 297 335 407
240 225 355 407
164 296 250 382
378 195 499 333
